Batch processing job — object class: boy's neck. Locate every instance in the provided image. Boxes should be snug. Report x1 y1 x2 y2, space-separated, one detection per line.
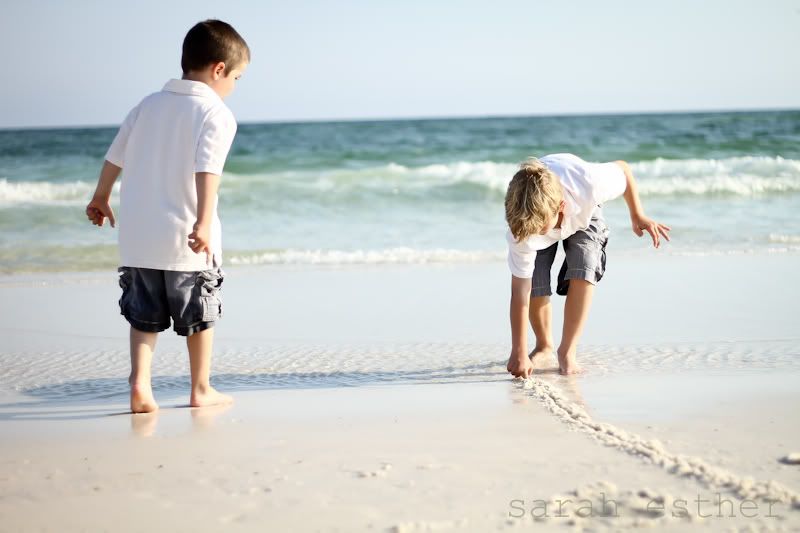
555 212 564 229
182 71 213 85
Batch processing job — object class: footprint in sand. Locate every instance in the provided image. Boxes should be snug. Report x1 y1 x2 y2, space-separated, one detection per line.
779 453 800 465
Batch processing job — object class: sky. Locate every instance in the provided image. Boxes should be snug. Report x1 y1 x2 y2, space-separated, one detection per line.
1 0 799 129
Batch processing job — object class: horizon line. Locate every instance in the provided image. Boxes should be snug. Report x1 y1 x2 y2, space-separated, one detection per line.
1 106 798 132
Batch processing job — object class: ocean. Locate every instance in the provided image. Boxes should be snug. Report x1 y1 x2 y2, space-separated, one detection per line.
1 110 799 273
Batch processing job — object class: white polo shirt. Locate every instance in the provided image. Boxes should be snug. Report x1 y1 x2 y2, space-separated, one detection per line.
506 153 627 278
105 79 237 271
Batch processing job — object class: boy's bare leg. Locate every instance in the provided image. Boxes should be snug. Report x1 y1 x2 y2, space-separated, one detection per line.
557 279 594 375
187 327 233 407
129 327 159 413
529 295 555 366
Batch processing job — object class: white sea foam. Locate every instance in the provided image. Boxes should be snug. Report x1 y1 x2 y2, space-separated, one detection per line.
228 248 505 266
769 233 800 244
227 246 800 267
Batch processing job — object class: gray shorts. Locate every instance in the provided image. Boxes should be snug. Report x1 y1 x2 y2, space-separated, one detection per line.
118 267 224 336
531 207 609 298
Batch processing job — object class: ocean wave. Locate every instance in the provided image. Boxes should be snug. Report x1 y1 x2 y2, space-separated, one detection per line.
769 234 800 244
222 161 516 198
664 245 800 257
224 156 800 198
2 156 798 206
228 248 505 266
0 179 118 206
630 156 800 196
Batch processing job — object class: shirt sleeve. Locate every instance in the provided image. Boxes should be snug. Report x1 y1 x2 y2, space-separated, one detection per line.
195 108 237 175
506 229 556 278
104 105 140 168
585 161 627 205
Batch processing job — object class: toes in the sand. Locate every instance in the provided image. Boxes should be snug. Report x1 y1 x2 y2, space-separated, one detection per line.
557 349 583 375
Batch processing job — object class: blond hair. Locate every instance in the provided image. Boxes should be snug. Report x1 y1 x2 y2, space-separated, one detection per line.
505 158 563 241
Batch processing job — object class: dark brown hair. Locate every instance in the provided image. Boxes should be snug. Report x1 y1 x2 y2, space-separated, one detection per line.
181 19 250 75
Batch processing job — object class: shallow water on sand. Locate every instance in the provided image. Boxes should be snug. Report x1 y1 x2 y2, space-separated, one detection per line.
1 339 797 404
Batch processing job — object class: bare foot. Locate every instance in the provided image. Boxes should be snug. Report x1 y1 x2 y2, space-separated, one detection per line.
557 347 583 375
190 385 234 408
529 345 555 369
130 382 159 413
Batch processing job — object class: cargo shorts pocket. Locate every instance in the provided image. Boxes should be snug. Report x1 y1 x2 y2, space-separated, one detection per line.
196 268 224 322
117 267 133 315
592 217 610 283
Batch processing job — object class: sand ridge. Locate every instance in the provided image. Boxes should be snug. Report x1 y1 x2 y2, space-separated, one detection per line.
519 376 800 511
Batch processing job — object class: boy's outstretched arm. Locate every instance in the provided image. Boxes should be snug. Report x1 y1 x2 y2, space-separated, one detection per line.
614 160 671 248
507 275 534 378
86 160 121 227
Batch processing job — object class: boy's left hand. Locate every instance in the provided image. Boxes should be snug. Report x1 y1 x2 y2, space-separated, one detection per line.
85 197 116 227
631 213 671 248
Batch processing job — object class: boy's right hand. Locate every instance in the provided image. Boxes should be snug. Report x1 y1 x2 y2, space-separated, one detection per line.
507 349 534 378
85 197 115 227
188 221 211 260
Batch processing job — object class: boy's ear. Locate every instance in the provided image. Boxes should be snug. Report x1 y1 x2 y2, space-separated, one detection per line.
559 200 565 212
212 61 226 80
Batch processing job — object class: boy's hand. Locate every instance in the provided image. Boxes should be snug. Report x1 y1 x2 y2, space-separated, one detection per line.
507 349 534 378
85 197 116 227
188 222 211 260
631 213 671 249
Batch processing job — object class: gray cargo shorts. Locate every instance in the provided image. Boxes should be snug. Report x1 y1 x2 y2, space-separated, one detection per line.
531 207 609 298
118 266 224 336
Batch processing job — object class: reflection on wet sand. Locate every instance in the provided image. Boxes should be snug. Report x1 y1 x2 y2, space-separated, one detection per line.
190 403 233 432
129 402 233 437
130 411 158 438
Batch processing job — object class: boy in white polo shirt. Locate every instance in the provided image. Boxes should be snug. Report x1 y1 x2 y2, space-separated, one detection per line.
85 20 250 413
504 154 671 377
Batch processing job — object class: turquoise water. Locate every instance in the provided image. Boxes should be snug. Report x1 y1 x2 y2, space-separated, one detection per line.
1 111 799 273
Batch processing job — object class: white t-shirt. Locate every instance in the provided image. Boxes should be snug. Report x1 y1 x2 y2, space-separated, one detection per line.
506 153 627 278
105 79 237 271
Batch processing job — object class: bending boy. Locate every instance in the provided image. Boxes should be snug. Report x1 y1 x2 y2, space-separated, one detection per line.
504 154 670 377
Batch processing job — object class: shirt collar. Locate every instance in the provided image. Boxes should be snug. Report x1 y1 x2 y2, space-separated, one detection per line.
162 79 222 102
